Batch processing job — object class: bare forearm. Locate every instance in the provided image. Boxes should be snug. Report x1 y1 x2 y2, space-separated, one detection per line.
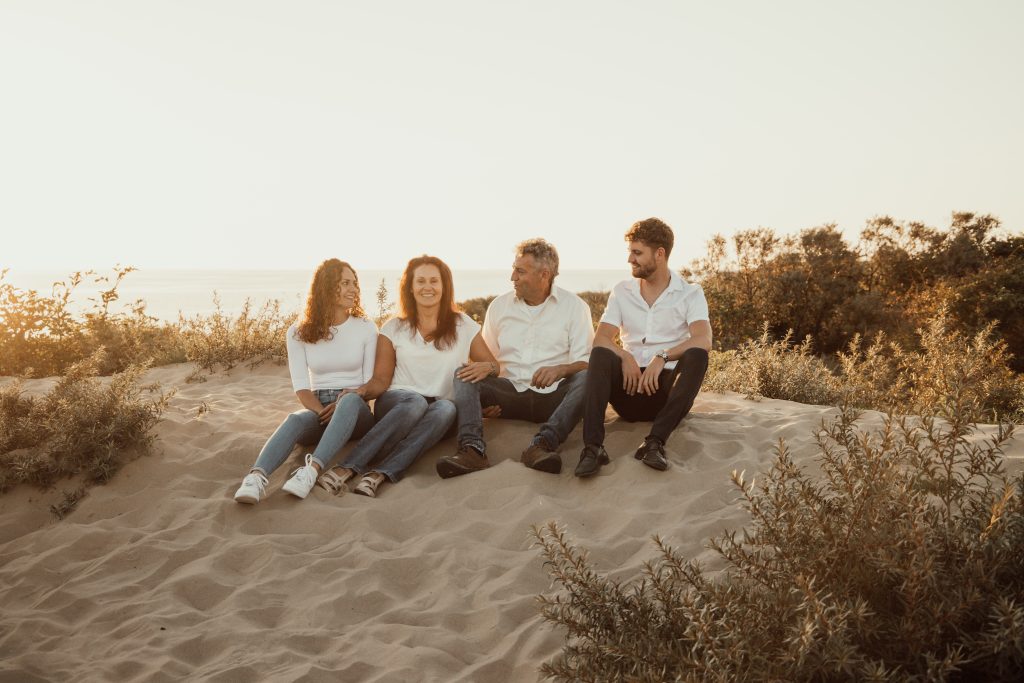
296 390 323 412
559 360 588 377
359 376 389 401
665 334 712 359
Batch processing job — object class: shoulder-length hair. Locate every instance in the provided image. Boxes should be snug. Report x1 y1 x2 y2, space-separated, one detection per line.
398 255 459 350
295 258 365 344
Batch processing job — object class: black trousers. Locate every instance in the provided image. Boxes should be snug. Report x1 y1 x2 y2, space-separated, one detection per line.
582 345 709 447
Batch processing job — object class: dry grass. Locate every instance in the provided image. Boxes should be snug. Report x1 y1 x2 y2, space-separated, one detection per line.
177 294 292 381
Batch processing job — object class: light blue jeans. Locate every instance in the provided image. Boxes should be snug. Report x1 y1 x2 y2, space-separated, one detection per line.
339 389 456 482
251 389 374 476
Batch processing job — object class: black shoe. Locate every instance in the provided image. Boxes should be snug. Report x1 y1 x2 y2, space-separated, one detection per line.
635 438 668 471
574 445 609 478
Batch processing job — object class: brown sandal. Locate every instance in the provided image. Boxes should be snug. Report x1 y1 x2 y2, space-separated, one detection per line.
353 472 387 498
316 467 356 496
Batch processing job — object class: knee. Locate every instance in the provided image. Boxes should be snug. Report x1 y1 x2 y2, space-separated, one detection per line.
431 399 457 422
681 347 709 368
393 391 429 416
452 369 485 396
589 346 619 369
336 392 365 411
286 410 317 427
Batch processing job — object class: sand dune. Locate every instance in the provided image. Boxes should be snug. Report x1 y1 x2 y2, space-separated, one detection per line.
1 363 1020 681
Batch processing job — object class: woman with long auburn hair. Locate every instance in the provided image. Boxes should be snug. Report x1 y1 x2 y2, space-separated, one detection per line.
315 255 498 498
233 258 380 504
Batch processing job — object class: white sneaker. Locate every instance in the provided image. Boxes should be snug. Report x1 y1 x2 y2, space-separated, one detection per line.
282 454 319 499
234 471 268 504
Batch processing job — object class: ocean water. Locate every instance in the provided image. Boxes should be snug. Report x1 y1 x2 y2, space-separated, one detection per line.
3 268 626 322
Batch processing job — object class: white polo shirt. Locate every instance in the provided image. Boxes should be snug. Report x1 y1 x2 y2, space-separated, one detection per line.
382 313 480 400
599 273 709 370
482 286 595 394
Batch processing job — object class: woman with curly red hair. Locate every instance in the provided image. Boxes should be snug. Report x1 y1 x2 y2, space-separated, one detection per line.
234 258 380 504
316 255 497 498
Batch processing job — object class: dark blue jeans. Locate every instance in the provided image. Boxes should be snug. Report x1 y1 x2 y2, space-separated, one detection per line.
340 390 456 482
452 370 588 454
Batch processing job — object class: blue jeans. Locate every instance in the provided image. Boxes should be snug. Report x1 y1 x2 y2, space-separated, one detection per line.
340 389 456 482
452 370 588 454
251 389 374 476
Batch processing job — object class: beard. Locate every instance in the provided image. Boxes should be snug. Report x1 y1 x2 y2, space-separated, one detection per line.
630 262 656 280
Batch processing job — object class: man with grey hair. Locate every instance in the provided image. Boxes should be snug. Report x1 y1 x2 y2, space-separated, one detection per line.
437 238 595 477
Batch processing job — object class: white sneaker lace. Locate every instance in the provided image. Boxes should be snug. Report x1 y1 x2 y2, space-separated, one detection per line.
290 454 318 488
244 471 268 492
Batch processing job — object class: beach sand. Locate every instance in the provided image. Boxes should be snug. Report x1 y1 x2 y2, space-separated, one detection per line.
1 363 1021 681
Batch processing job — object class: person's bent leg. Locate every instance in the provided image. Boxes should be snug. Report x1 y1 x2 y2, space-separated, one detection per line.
534 370 587 451
340 390 428 475
375 399 457 482
441 375 520 478
251 409 322 476
648 348 709 444
581 347 622 447
309 392 375 472
452 372 487 454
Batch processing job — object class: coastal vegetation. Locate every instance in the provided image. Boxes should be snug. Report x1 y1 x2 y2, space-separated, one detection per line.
534 387 1024 680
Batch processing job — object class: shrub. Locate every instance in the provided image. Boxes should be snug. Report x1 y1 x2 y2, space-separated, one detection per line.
458 295 496 324
837 310 1024 423
0 267 180 377
0 349 171 494
577 291 610 327
534 391 1024 681
703 323 839 406
178 294 292 380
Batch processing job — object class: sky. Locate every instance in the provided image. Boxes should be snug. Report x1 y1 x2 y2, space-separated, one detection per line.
2 0 1022 273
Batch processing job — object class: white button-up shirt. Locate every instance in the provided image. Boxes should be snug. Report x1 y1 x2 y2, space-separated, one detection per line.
599 273 709 370
482 286 595 394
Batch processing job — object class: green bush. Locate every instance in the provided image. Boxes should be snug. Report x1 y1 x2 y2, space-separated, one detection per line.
0 349 171 498
704 324 839 406
534 393 1024 681
706 312 1024 422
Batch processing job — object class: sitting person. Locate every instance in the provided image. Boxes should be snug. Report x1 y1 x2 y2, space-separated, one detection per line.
234 258 379 504
437 238 595 477
575 217 711 477
317 255 497 497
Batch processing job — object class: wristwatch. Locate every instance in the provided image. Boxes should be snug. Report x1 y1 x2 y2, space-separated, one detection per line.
656 350 670 363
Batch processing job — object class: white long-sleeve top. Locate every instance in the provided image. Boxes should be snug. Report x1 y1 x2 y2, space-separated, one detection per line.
285 317 378 392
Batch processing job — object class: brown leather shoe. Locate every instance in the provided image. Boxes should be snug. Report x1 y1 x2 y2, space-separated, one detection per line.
521 443 562 474
436 445 491 479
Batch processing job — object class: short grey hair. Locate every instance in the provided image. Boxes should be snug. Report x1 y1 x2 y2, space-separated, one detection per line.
515 238 560 280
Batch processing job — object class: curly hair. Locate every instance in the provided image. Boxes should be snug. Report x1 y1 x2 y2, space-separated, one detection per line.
294 259 365 344
625 217 674 259
515 238 559 281
398 255 459 350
